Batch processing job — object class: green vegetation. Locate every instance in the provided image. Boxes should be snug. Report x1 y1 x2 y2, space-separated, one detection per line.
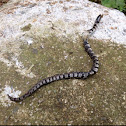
101 0 126 12
89 0 126 15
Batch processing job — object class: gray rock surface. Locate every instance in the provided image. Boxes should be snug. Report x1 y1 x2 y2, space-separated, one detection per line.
0 0 126 125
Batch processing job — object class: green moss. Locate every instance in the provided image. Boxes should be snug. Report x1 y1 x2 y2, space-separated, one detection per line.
0 34 126 125
21 24 32 31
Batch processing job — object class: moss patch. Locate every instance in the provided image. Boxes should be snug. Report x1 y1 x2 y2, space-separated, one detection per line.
0 34 126 125
21 24 32 32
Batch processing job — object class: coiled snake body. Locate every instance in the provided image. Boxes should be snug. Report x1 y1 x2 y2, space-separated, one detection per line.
8 14 103 102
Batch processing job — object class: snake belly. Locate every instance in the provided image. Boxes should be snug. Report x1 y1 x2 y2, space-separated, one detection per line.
8 14 103 102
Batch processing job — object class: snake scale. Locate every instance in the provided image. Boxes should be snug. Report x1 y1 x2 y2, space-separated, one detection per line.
8 14 103 102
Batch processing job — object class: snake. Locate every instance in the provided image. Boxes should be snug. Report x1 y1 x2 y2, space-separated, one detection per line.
8 14 103 102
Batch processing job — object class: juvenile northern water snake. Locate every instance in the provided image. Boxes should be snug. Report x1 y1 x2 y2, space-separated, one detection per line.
8 14 103 102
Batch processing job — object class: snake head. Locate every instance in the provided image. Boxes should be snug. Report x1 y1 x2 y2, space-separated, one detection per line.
95 14 103 23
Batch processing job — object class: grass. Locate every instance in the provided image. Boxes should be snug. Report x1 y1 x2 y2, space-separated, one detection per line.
89 0 126 15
